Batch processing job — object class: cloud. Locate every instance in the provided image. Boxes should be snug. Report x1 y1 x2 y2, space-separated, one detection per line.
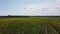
11 0 60 16
24 4 49 11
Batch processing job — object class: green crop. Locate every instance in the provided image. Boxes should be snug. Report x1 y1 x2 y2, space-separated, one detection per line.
0 17 60 34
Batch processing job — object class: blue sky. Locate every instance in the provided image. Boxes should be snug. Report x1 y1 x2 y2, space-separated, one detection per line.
0 0 60 16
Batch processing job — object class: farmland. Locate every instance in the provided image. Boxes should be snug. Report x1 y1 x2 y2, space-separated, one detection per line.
0 16 60 34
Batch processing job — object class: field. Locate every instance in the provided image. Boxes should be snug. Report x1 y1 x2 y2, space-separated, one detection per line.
0 17 60 34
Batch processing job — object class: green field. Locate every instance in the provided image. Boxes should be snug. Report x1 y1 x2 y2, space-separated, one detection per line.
0 17 60 34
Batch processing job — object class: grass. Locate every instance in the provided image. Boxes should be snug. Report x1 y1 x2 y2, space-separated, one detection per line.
0 17 60 34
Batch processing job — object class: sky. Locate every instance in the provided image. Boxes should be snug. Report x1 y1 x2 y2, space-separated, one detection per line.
0 0 60 16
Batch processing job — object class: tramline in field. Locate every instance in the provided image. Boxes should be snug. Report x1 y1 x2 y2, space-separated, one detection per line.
0 17 60 34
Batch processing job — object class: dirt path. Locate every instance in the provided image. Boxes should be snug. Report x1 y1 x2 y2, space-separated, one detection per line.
43 22 48 34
